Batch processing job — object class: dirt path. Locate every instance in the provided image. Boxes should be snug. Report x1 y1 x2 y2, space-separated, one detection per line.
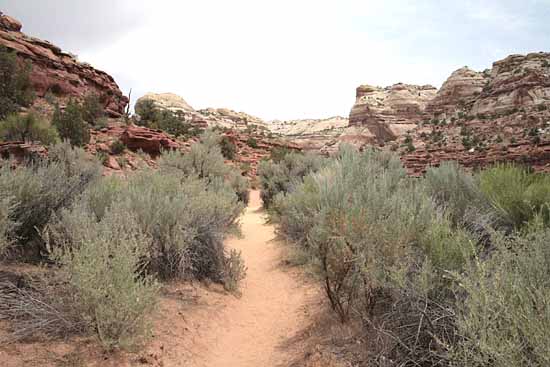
184 190 313 366
1 191 320 367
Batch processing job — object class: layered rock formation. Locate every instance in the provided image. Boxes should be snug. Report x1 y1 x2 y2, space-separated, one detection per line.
0 13 128 117
268 116 349 150
426 67 488 117
349 83 437 142
471 52 550 115
345 52 550 174
136 93 194 114
135 92 268 131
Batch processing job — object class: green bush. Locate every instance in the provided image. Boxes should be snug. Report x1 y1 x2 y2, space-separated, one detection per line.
0 46 35 119
0 142 101 258
246 137 258 148
52 101 91 147
258 151 324 209
454 224 550 366
0 113 59 145
48 204 159 350
110 139 126 154
478 164 550 229
82 93 105 125
220 135 237 160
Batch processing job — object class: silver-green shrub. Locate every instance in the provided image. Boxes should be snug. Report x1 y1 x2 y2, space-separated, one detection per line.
0 195 16 256
48 203 159 350
159 130 249 204
73 170 244 284
0 142 101 258
454 222 550 366
258 150 324 209
273 147 478 365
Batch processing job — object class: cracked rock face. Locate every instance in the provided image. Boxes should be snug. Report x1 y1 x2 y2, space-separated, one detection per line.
0 13 128 117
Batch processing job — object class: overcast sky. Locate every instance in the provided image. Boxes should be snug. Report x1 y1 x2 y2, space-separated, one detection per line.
2 0 549 120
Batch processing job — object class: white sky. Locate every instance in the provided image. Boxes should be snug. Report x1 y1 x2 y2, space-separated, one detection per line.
2 0 550 120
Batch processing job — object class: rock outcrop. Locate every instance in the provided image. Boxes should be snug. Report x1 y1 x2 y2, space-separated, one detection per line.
120 125 181 155
0 141 48 164
268 116 349 150
471 52 550 115
135 92 268 131
349 83 437 142
0 13 128 117
426 67 488 117
135 93 194 114
346 52 550 174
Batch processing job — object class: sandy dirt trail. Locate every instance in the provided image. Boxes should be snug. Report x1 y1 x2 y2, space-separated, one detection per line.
184 190 317 367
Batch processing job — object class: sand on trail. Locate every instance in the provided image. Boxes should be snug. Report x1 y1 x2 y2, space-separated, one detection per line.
168 190 319 367
0 191 321 367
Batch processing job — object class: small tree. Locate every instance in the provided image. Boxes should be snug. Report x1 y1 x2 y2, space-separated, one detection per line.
0 46 35 119
220 135 237 160
82 93 105 125
52 101 90 147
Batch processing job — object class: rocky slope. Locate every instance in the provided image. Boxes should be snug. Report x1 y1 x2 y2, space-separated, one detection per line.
345 52 550 174
0 13 128 117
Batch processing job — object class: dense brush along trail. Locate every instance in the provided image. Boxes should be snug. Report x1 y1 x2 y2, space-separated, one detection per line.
150 190 320 367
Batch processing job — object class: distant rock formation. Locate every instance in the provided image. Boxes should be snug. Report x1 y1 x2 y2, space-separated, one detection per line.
471 52 550 115
349 83 437 142
135 93 195 114
135 92 267 131
342 52 550 174
0 12 128 117
426 67 488 117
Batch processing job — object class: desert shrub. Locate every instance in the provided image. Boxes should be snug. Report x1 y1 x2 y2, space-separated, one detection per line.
270 146 295 162
219 135 237 160
0 113 59 145
425 162 491 227
478 164 550 229
72 170 244 284
454 224 550 366
159 130 249 204
47 204 159 350
110 139 126 154
0 142 101 258
81 93 105 125
0 273 86 342
52 101 90 147
273 147 480 365
0 46 35 119
0 196 17 256
246 137 258 148
258 151 324 209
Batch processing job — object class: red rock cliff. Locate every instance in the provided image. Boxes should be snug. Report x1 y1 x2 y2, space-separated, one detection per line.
0 12 128 117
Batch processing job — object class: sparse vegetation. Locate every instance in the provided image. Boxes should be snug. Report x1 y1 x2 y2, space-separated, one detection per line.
0 113 59 145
